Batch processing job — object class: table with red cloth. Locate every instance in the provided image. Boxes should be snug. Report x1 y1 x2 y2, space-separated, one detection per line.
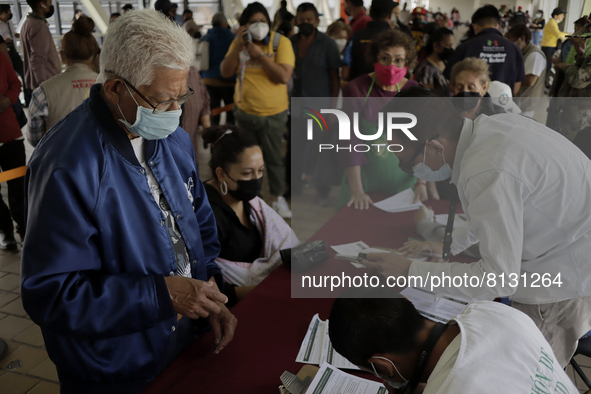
142 199 472 394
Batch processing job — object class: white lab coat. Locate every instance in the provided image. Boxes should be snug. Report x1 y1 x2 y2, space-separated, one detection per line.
409 113 591 304
423 301 578 394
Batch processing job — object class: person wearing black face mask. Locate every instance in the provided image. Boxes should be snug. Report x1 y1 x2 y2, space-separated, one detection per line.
20 0 60 106
290 2 341 207
409 7 437 53
414 27 454 97
449 57 505 119
203 125 298 307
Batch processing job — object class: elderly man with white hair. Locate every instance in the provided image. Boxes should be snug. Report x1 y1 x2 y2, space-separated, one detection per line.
21 10 237 394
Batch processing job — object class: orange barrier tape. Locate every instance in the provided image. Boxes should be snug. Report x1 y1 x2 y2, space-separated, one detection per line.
211 103 234 117
0 166 27 183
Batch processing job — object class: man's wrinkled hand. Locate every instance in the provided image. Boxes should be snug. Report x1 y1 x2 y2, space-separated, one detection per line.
207 302 238 354
164 276 228 320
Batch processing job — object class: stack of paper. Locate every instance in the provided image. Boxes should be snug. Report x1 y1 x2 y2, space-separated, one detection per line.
400 287 471 323
330 242 390 268
296 314 359 370
373 188 424 213
306 362 386 394
330 241 371 259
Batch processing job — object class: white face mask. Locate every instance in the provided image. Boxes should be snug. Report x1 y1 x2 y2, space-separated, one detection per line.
370 356 409 390
335 38 347 53
117 83 181 140
249 21 269 41
411 145 452 182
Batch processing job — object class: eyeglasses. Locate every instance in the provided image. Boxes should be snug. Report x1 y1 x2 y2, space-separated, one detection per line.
377 55 406 68
398 135 439 174
105 70 194 114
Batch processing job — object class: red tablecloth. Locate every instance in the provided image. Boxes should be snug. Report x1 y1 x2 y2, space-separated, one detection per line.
142 199 471 394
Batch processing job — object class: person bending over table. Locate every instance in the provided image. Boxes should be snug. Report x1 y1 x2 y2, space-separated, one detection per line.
203 125 298 307
329 292 578 394
338 29 437 210
361 85 591 368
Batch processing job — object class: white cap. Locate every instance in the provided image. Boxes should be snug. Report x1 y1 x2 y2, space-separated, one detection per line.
184 19 203 35
487 81 521 114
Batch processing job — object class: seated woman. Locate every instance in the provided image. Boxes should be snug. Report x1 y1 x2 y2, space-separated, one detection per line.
449 57 506 119
338 29 438 210
203 125 298 306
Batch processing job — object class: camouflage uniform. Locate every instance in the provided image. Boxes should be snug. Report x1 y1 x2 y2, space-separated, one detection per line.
554 39 591 140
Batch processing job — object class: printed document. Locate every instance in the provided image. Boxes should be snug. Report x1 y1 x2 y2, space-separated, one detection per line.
373 189 424 213
401 287 470 323
296 314 359 370
305 362 386 394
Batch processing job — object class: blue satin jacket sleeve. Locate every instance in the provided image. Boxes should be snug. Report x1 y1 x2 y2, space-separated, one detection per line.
21 161 175 340
193 170 222 283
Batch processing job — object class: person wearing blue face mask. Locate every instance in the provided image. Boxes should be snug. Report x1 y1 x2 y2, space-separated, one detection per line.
530 10 545 46
360 86 591 370
329 290 578 394
21 11 238 393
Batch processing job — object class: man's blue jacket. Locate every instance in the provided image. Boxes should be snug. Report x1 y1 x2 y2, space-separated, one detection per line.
21 84 221 392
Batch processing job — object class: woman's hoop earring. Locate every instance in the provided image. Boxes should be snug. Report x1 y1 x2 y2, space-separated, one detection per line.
220 181 228 195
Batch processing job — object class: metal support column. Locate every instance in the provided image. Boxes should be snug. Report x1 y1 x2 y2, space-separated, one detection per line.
54 0 63 35
80 0 110 32
12 0 22 22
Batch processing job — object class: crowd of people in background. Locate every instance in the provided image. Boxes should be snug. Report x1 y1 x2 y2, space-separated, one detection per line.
0 0 589 269
1 0 590 263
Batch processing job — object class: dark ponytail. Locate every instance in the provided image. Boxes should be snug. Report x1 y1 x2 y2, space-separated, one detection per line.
62 16 100 62
203 124 259 180
425 27 453 56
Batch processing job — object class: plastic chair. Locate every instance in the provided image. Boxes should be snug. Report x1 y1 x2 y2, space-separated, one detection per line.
571 336 591 391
